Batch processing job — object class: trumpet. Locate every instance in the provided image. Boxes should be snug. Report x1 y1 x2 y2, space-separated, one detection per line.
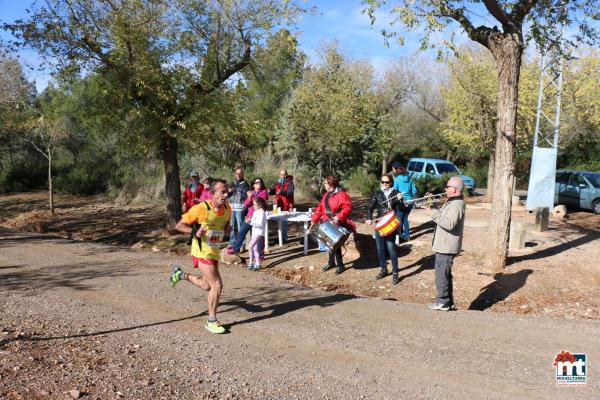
404 193 447 208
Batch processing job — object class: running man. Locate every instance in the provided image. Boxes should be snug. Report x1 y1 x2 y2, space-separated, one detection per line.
170 178 231 334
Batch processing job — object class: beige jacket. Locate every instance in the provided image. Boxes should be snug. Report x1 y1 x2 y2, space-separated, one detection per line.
431 197 465 255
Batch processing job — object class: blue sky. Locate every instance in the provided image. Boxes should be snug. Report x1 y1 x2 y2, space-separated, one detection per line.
0 0 463 92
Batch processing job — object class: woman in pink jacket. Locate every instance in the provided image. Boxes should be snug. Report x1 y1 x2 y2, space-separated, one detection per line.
229 177 269 255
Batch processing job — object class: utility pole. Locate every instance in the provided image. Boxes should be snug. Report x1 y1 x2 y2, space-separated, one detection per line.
526 35 564 211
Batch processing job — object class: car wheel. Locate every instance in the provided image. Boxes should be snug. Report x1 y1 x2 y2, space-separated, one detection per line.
593 199 600 215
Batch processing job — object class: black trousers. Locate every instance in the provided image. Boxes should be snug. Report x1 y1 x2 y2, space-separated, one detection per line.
328 248 343 267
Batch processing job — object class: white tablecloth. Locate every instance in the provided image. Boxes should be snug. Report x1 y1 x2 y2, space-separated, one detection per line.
265 211 312 255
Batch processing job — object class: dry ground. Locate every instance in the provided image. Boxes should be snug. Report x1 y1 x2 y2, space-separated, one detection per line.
1 191 600 399
1 191 599 320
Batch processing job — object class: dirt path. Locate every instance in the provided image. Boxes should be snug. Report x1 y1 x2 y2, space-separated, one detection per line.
1 228 599 399
2 191 600 321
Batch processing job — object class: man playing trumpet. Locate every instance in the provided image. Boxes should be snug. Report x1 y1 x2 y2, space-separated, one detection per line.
423 176 466 311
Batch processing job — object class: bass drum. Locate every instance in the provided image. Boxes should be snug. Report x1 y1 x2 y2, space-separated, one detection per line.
310 220 350 251
374 210 400 237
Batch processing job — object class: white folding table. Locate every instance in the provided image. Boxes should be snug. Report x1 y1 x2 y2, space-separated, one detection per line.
264 211 312 255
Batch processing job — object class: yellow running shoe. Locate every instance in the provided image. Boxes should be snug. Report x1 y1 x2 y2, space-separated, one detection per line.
205 320 226 334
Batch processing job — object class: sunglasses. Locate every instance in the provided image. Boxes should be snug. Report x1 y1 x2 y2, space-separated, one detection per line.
254 181 262 184
380 181 391 184
445 185 458 190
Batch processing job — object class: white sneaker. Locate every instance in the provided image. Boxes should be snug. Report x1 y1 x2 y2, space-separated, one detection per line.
427 302 451 311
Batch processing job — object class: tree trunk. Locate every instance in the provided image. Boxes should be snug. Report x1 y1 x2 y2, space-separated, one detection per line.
160 133 182 230
381 151 388 176
484 150 495 202
489 35 523 271
48 154 55 216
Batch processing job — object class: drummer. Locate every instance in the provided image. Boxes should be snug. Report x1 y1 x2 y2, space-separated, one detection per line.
366 173 405 285
310 175 356 275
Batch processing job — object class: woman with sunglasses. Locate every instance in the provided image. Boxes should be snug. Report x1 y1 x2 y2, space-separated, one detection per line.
366 173 405 285
228 178 269 256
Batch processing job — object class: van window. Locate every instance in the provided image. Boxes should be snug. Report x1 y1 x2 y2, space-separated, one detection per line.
435 162 459 174
408 162 423 172
582 173 600 188
556 173 569 184
570 174 587 187
425 163 436 174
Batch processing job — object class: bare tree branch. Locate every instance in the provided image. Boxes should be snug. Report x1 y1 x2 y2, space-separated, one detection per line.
510 0 539 25
482 0 513 29
431 0 496 48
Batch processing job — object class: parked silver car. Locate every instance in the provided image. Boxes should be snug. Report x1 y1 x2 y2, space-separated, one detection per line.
555 170 600 214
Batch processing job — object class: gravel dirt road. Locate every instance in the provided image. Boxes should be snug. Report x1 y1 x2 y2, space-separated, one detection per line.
1 227 599 399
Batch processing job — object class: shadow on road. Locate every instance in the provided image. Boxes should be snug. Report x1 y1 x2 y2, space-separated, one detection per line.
409 220 435 240
224 292 356 328
395 254 436 283
0 312 207 345
508 231 600 265
468 269 533 311
0 260 139 294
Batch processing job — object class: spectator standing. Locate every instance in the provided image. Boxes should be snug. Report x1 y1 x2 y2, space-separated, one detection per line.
181 170 203 213
198 177 214 202
246 197 267 271
390 161 403 179
228 177 269 255
227 168 250 249
393 166 418 241
272 169 295 242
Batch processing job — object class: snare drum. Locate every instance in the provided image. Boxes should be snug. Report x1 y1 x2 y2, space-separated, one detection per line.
310 220 350 251
374 211 400 237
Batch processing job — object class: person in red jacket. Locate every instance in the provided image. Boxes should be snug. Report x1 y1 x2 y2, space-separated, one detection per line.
182 170 203 213
273 169 294 210
272 169 295 242
310 175 356 275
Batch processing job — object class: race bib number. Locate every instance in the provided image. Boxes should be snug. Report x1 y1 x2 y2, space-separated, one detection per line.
205 230 224 248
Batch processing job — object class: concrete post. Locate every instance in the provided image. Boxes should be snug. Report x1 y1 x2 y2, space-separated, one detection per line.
509 221 527 250
534 207 550 232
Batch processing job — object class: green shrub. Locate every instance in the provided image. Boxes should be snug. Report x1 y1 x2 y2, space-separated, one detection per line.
0 159 47 193
107 158 165 204
460 163 488 189
565 161 600 172
344 168 379 197
55 166 109 195
413 174 449 196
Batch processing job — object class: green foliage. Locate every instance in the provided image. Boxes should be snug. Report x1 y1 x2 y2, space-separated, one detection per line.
440 46 538 161
241 29 306 146
55 166 108 195
3 12 600 208
441 48 497 155
107 157 165 204
278 44 377 177
344 168 379 197
0 158 46 193
460 163 488 189
413 174 450 196
362 1 600 59
565 160 600 173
